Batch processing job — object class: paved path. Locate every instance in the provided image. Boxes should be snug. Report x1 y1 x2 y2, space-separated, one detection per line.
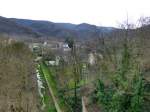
82 96 88 112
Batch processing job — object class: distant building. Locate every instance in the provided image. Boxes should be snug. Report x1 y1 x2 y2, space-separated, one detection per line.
48 56 60 66
28 41 72 55
34 57 42 62
88 53 96 65
43 41 47 46
43 41 60 49
62 43 71 51
88 52 103 65
28 43 42 54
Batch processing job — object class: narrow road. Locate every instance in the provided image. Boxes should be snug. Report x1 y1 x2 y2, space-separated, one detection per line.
82 96 88 112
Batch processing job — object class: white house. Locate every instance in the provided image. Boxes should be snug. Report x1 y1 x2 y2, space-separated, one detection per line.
48 56 60 66
88 53 95 65
62 43 71 51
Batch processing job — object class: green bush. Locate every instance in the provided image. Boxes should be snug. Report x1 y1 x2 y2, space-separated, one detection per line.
95 42 145 112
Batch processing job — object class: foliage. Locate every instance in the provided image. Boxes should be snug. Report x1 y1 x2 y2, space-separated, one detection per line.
95 41 145 112
65 37 74 49
0 40 40 111
37 65 57 112
40 62 72 112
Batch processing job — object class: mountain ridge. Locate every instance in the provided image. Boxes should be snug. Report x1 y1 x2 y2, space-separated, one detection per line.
0 16 117 40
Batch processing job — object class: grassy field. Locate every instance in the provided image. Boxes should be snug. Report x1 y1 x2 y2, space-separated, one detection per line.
40 62 72 112
38 65 57 112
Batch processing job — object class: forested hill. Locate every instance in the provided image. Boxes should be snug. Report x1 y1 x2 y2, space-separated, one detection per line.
0 16 116 40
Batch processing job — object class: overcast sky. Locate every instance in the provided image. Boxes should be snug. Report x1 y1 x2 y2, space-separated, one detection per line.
0 0 150 27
